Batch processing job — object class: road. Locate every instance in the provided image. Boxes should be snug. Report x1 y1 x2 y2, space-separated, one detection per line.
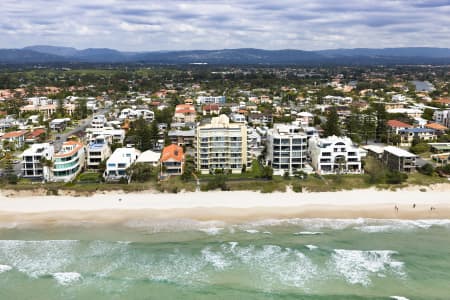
53 107 110 152
12 107 111 177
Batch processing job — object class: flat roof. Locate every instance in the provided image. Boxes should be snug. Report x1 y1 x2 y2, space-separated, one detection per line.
384 146 417 158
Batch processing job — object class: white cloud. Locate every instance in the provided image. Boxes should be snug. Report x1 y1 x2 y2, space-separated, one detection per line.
0 0 449 50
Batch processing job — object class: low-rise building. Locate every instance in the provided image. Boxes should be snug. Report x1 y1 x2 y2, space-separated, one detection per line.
0 130 28 148
160 144 184 176
136 150 161 167
387 120 413 134
168 129 195 147
308 135 362 174
174 104 196 123
202 104 220 116
52 141 85 182
87 136 112 169
21 143 54 180
196 96 226 105
266 124 308 176
103 147 141 181
432 110 450 128
382 146 417 173
398 128 436 146
91 115 107 129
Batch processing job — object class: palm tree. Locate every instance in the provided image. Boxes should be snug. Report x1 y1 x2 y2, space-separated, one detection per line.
334 155 346 175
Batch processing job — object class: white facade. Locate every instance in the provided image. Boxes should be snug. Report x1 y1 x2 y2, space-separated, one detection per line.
230 113 246 123
21 143 54 180
85 127 126 145
308 136 362 175
87 136 112 169
91 115 107 129
119 108 154 122
52 141 86 182
433 110 450 128
104 147 141 181
196 96 226 105
266 124 308 176
195 115 248 174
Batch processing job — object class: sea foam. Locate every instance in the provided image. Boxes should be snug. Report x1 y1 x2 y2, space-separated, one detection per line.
52 272 82 285
331 249 405 286
0 264 12 273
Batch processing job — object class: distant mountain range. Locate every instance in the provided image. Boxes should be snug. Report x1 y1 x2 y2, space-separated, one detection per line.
1 46 450 65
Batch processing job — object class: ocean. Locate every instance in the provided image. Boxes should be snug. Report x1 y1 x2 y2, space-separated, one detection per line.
1 218 449 300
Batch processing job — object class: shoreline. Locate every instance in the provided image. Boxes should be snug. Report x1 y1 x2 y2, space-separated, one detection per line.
1 185 449 224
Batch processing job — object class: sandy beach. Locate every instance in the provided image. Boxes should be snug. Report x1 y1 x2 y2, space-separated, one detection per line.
0 184 449 224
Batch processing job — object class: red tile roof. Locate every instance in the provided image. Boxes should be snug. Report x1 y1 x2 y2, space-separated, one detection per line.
0 130 28 139
27 128 46 139
160 144 184 162
203 104 220 111
425 123 448 131
387 120 413 128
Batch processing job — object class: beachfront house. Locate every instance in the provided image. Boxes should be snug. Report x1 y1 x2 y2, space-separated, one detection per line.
266 124 308 176
382 146 417 173
103 147 141 182
308 135 362 175
87 136 112 169
0 130 28 149
398 128 437 147
21 143 54 181
52 141 86 182
160 144 185 177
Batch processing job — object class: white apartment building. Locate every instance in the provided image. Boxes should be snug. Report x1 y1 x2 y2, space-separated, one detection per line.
103 147 141 181
230 113 246 123
308 135 362 175
266 124 308 176
21 143 54 180
52 141 86 182
196 96 226 105
195 114 248 174
91 115 107 128
433 110 450 128
87 136 112 169
85 127 126 145
119 108 154 122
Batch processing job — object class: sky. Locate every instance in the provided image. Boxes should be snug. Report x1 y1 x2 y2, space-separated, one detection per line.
1 0 450 51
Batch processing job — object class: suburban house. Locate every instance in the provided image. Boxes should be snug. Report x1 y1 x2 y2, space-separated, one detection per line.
25 128 47 144
103 147 141 181
160 144 185 177
52 141 86 182
0 130 28 148
266 124 308 176
91 115 107 129
398 128 437 146
202 104 220 116
387 120 413 134
425 122 448 135
21 143 54 180
173 104 197 123
136 150 161 167
87 136 112 169
382 146 417 172
195 115 248 174
50 118 70 132
308 135 362 175
196 96 226 105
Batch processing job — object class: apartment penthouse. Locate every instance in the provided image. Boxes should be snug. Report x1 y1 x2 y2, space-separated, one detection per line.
52 141 85 182
195 114 248 174
21 143 54 180
266 124 308 176
308 136 362 174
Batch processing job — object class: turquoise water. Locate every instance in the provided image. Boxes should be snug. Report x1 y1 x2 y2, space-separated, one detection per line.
1 218 450 299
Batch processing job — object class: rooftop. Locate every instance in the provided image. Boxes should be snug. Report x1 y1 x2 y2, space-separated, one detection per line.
384 146 417 158
161 144 184 162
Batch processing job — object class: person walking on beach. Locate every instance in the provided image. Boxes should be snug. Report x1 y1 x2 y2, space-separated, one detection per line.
395 205 399 212
413 203 416 208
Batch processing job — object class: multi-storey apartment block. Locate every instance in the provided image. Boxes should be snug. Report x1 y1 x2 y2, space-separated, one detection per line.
266 124 308 176
21 143 54 180
308 135 362 175
195 114 248 174
52 141 86 182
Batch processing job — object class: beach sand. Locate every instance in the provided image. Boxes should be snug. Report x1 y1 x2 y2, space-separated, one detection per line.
0 185 449 225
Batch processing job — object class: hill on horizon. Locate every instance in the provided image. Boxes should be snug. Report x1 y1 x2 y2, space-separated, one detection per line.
1 46 450 65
